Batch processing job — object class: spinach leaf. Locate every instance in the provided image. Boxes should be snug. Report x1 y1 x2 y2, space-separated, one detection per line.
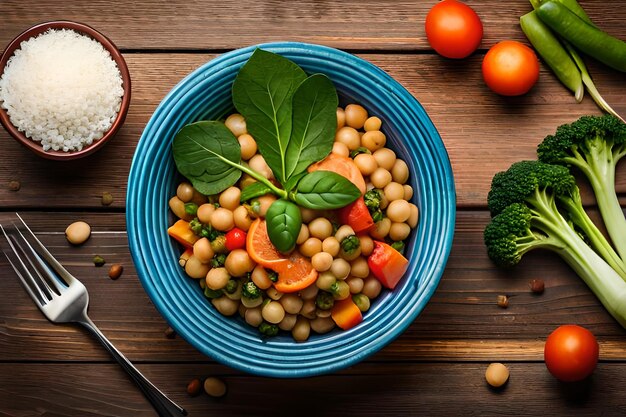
285 74 338 179
291 171 361 210
265 199 302 253
172 121 242 195
240 181 273 202
232 49 307 184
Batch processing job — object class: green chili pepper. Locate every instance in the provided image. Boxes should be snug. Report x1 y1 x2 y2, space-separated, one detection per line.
265 199 302 253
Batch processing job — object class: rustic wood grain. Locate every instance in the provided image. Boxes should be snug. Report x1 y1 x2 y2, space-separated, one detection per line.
1 212 624 363
2 362 626 417
0 54 624 209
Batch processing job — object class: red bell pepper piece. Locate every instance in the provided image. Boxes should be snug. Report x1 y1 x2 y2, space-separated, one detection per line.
331 297 363 330
338 196 374 233
225 227 247 251
367 241 409 289
167 219 199 248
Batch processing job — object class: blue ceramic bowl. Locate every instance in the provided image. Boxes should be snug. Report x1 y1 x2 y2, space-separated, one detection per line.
127 42 455 378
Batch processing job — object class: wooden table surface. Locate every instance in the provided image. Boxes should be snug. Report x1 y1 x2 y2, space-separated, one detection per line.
1 1 626 416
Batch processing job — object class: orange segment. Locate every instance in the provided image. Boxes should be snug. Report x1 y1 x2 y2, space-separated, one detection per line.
308 152 366 195
246 218 318 293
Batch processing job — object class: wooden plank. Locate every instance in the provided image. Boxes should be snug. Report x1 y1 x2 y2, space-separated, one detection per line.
1 211 625 363
2 362 626 416
1 54 624 209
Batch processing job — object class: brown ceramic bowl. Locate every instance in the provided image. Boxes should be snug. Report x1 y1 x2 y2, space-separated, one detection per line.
0 21 131 160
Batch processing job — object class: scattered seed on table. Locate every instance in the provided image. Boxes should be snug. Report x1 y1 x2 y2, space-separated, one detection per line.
497 294 509 308
101 191 114 206
529 279 545 294
164 327 177 339
204 377 227 397
65 221 91 245
8 180 20 191
485 363 510 388
108 264 123 280
187 378 202 396
93 255 106 267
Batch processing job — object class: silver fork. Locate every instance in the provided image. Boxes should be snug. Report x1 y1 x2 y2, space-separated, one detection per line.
1 214 187 417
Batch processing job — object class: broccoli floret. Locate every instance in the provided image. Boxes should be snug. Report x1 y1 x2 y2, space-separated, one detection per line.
211 253 227 268
268 271 278 283
340 235 360 254
487 160 626 277
189 217 222 240
184 202 198 216
224 279 238 294
538 115 626 262
484 168 626 328
258 322 279 337
316 291 334 310
242 281 261 299
364 189 384 222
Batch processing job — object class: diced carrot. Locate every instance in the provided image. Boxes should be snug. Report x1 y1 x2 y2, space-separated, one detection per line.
167 219 199 248
331 297 363 330
338 196 374 233
367 241 409 289
308 153 366 195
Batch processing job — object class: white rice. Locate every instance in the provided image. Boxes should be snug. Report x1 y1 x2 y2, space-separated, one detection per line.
0 29 124 152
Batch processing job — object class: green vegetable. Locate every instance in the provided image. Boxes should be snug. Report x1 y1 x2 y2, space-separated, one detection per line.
258 322 279 337
488 160 626 277
538 115 626 264
291 171 361 210
520 11 583 102
189 218 217 239
530 0 593 25
350 147 372 159
364 189 384 222
316 291 335 310
240 181 273 202
242 281 262 299
265 199 302 253
536 1 626 73
211 253 227 268
204 287 223 299
390 240 406 253
184 202 198 215
340 235 361 254
224 279 238 294
93 255 106 267
268 271 278 283
352 294 371 312
484 203 626 328
210 235 227 253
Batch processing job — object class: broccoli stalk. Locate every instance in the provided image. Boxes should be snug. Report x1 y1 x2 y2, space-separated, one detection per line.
485 203 626 328
538 116 626 263
488 160 626 278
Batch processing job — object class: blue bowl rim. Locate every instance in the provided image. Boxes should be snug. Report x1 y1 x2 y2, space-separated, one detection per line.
126 41 456 378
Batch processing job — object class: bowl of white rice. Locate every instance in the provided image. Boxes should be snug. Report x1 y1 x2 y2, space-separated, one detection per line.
0 21 131 160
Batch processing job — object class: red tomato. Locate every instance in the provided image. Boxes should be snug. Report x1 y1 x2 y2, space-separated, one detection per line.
225 227 247 251
425 0 483 59
338 196 374 233
544 325 599 382
482 40 540 96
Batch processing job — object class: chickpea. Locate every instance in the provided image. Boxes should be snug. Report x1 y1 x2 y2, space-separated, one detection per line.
191 189 208 206
237 134 257 161
403 184 414 200
300 299 317 319
311 252 333 272
193 238 214 264
316 271 336 290
336 107 346 130
364 116 382 132
238 303 246 318
204 377 227 398
197 203 215 224
370 168 392 189
239 175 257 189
185 255 210 279
370 218 391 240
362 276 382 299
373 148 397 171
335 224 356 243
354 153 378 176
408 203 419 228
266 287 283 300
233 205 253 231
379 192 389 210
299 284 319 300
347 277 365 294
353 293 371 312
332 281 351 300
251 265 273 290
225 249 256 277
210 207 234 231
485 363 510 388
248 154 273 179
322 236 340 257
292 317 311 342
296 224 310 245
300 237 322 257
278 314 298 331
211 296 239 316
391 159 409 184
65 221 91 245
344 104 368 129
359 235 374 256
205 267 230 290
350 257 370 278
169 196 191 220
384 182 405 202
224 281 242 301
389 222 411 241
308 218 333 240
335 126 361 150
299 207 319 224
330 258 351 280
340 245 362 262
361 131 386 152
316 308 332 318
179 250 192 268
241 295 263 308
280 293 304 315
332 141 350 157
262 301 285 324
245 307 263 327
225 113 247 136
387 200 411 223
218 187 241 211
310 317 335 334
253 195 277 217
176 182 194 203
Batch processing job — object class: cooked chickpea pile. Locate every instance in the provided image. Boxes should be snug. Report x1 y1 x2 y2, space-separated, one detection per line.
169 104 419 341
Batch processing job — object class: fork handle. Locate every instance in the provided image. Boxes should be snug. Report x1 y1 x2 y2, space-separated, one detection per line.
79 317 187 417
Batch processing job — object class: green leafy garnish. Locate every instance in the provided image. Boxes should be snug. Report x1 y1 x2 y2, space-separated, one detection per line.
265 199 302 253
291 171 361 210
240 181 273 202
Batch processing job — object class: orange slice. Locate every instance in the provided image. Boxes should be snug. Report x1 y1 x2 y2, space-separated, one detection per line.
273 251 318 293
246 218 289 270
308 152 366 195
